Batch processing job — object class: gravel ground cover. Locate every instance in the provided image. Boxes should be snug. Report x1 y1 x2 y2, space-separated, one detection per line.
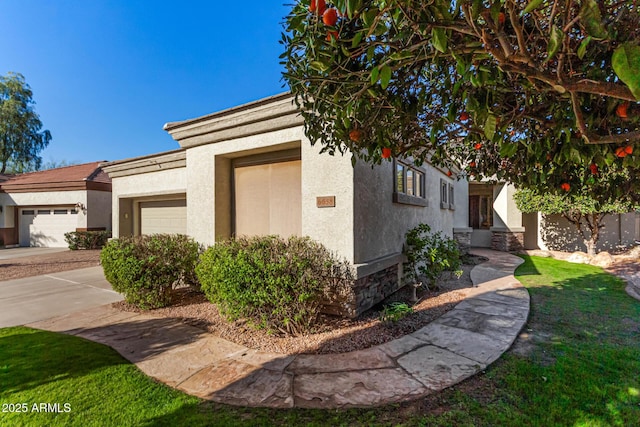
0 249 102 281
114 257 485 355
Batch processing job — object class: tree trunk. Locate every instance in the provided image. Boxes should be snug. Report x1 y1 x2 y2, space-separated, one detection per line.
583 213 604 257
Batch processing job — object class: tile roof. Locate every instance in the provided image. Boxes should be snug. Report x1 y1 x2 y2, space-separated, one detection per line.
0 162 111 193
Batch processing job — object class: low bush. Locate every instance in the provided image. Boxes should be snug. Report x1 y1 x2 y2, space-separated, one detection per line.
379 302 414 323
64 230 111 250
196 235 351 336
100 234 201 309
404 223 463 290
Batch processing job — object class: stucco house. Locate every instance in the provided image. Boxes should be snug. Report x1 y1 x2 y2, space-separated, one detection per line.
102 93 469 316
0 162 112 247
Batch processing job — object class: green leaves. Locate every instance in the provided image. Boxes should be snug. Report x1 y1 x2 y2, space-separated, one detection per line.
500 142 518 157
577 36 591 60
310 60 330 73
281 0 640 205
612 43 640 100
579 0 608 40
432 28 448 53
484 114 497 140
371 65 392 89
522 0 544 15
546 26 562 62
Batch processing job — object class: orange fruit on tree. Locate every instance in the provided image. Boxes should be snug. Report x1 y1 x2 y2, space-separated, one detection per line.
469 161 476 168
323 8 338 26
498 12 506 25
616 147 627 157
309 0 326 15
326 30 338 41
616 102 629 119
474 142 482 150
561 182 570 192
589 163 598 175
460 112 470 121
447 170 452 177
381 147 392 159
349 129 361 142
625 145 633 155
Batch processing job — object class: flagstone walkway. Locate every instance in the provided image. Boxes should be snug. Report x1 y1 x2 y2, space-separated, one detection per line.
27 249 529 408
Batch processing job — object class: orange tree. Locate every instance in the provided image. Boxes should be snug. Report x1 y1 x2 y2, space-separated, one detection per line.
514 186 638 256
281 0 640 198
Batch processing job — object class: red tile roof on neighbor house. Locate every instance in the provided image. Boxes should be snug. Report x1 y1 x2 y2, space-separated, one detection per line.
0 162 112 193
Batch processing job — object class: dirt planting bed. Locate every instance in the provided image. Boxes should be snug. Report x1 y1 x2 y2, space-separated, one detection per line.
0 250 102 281
114 257 486 355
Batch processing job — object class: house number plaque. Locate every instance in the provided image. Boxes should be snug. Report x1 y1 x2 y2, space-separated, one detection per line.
316 196 336 208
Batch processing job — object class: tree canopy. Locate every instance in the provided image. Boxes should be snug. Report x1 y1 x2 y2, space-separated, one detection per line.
282 0 640 198
0 72 51 174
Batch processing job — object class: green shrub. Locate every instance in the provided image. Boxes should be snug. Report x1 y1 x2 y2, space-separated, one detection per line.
196 235 351 336
64 230 111 250
404 223 463 290
100 234 201 309
379 302 414 323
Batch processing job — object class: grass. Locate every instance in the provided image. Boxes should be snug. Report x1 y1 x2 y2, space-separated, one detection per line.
1 255 639 426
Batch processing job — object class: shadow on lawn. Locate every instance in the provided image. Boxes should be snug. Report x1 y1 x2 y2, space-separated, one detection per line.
0 328 128 395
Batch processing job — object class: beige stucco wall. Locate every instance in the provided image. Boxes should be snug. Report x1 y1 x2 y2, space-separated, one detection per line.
301 143 355 263
535 211 638 253
492 184 523 231
86 190 112 230
186 145 215 244
353 160 457 264
185 128 303 246
110 167 187 238
453 178 470 229
184 126 357 261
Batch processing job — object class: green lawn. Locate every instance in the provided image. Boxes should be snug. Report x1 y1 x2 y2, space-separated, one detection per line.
1 255 639 426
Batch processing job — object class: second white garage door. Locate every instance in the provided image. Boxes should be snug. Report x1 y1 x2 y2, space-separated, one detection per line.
139 199 187 235
19 208 78 247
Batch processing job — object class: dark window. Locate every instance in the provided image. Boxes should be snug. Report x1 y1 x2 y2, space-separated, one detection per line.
54 209 68 215
22 210 35 215
394 159 426 205
469 195 493 229
37 210 51 215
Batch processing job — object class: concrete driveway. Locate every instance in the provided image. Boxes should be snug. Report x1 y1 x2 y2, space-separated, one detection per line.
0 266 123 328
0 246 68 260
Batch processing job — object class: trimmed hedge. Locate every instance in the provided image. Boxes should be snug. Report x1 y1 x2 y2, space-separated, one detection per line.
100 234 201 309
64 230 111 250
196 235 351 336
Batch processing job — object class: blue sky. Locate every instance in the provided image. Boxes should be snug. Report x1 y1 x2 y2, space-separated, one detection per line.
0 1 291 165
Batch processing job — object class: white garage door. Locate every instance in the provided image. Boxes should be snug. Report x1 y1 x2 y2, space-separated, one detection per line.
139 199 187 235
19 208 78 247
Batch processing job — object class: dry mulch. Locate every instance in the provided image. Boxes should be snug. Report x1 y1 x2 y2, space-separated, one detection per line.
0 249 102 281
114 257 485 355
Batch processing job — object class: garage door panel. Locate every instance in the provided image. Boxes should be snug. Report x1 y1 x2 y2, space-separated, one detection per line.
19 208 77 247
139 200 187 235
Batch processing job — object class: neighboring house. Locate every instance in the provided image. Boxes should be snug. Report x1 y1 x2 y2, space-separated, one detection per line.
102 93 469 316
468 181 639 253
0 162 112 247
